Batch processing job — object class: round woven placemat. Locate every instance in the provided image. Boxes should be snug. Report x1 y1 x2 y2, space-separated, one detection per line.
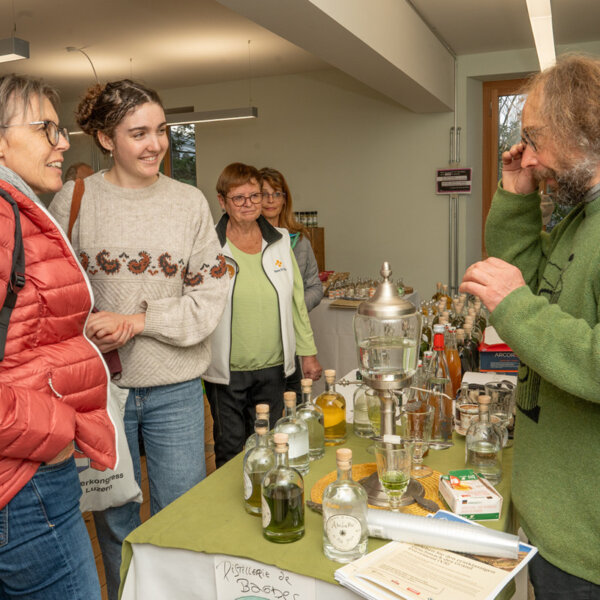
310 462 442 516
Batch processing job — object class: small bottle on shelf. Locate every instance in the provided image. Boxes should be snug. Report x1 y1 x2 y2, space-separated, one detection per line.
243 419 275 516
296 378 325 460
322 448 368 562
261 433 305 543
274 392 310 474
315 369 347 445
465 395 502 485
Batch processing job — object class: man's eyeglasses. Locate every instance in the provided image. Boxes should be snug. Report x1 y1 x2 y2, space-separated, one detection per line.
0 120 69 147
261 191 286 201
227 192 262 206
521 128 540 153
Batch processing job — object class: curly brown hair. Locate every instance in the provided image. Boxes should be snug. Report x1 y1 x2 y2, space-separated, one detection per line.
523 54 600 161
258 167 307 237
75 79 163 154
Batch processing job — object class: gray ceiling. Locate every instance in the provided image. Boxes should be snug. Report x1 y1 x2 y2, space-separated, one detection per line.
1 0 599 102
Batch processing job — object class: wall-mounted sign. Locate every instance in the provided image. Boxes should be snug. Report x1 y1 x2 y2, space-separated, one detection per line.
436 168 472 194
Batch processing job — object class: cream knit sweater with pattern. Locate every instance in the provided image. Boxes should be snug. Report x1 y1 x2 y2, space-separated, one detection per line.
50 171 229 388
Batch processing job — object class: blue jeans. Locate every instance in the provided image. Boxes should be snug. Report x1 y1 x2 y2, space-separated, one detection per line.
529 553 600 599
93 378 206 600
0 457 101 600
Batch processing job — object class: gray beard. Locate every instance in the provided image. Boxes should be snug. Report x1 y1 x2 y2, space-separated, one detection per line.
537 159 597 206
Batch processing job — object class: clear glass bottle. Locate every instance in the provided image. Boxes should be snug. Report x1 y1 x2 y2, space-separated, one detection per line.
465 395 502 484
352 372 374 438
322 448 368 562
244 403 271 454
261 433 305 543
243 419 275 516
274 391 310 474
296 378 325 460
315 370 347 445
427 324 454 449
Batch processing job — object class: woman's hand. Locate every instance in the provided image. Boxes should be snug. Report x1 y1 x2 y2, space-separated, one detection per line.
86 311 145 352
301 355 322 381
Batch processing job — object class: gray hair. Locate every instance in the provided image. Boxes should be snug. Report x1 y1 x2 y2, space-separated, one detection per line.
0 74 60 135
523 53 600 162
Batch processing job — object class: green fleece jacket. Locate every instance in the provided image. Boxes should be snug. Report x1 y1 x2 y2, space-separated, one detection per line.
486 184 600 584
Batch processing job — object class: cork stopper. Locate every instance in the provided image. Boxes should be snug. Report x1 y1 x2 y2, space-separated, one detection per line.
300 378 312 390
283 391 296 407
336 448 352 469
256 403 269 415
324 369 336 383
478 394 491 411
273 432 289 452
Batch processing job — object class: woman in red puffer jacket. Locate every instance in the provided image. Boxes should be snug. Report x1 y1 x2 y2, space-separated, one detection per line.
0 74 116 600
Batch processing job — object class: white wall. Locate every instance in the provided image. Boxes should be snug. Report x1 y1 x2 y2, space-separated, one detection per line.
59 40 600 298
62 68 454 297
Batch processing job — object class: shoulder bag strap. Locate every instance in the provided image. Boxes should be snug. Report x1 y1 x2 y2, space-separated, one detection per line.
67 178 85 242
0 188 25 361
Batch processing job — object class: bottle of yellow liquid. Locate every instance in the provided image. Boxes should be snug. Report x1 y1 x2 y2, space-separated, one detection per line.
315 369 347 445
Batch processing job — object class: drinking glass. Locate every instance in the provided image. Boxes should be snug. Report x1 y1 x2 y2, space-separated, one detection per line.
399 402 433 479
374 441 412 512
484 381 515 447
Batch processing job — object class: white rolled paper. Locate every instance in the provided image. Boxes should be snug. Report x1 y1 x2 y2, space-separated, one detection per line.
367 509 519 559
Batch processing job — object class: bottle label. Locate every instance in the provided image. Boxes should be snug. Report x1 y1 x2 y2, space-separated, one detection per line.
325 515 363 551
261 496 271 528
243 471 252 500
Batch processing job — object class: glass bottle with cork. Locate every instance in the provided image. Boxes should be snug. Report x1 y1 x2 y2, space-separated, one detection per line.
465 394 502 484
261 433 305 543
244 403 271 454
243 418 275 515
274 391 310 474
315 369 347 445
296 378 325 460
322 448 368 562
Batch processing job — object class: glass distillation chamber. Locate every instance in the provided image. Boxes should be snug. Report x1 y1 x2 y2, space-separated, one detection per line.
353 262 422 506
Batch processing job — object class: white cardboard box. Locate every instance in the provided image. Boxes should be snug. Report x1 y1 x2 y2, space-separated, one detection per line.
439 469 503 521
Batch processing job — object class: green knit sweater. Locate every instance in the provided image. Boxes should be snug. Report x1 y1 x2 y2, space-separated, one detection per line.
486 184 600 584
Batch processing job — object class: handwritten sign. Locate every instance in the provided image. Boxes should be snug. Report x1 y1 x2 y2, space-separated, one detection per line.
214 554 316 600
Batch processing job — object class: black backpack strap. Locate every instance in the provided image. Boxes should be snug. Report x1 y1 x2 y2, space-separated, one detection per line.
0 188 26 361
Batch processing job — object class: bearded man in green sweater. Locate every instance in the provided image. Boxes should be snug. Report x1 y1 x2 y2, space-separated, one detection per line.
461 55 600 598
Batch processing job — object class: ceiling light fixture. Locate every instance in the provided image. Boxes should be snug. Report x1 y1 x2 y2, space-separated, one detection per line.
166 106 258 126
0 36 29 63
1 0 28 63
526 0 556 71
66 46 99 83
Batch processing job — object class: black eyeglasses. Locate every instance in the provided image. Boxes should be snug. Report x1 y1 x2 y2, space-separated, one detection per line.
226 192 262 207
521 127 541 153
0 120 69 146
262 191 286 201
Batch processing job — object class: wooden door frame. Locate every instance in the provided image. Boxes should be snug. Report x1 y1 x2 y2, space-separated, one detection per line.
482 78 528 253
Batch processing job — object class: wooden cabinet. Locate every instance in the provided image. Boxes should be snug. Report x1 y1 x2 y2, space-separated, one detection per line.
305 227 325 272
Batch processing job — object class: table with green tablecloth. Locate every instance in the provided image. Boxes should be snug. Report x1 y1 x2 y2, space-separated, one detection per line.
120 429 515 599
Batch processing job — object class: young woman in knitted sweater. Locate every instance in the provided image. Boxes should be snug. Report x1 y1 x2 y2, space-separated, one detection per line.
49 80 228 600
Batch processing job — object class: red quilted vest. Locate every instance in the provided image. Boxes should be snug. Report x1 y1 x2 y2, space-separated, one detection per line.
0 179 116 509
